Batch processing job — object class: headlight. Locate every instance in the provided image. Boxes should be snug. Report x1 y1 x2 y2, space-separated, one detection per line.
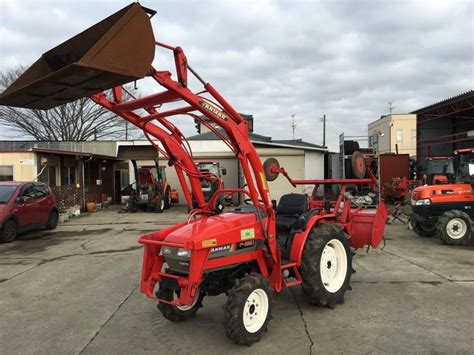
161 246 190 258
162 246 172 255
414 198 431 206
176 248 190 257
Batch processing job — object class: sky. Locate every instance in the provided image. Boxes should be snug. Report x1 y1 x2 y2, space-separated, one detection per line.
0 0 473 151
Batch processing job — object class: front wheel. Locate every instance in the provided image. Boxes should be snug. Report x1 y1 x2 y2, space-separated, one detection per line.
223 273 273 346
156 286 204 322
164 187 172 209
437 210 472 245
412 219 436 238
0 219 17 243
299 223 353 308
154 196 165 213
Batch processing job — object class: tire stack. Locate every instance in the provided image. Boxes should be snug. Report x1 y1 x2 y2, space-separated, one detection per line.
343 140 362 179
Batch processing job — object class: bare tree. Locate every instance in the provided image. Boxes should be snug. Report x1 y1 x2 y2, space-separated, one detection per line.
0 66 140 141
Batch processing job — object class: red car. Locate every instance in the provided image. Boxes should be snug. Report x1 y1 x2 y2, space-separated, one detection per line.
0 182 59 243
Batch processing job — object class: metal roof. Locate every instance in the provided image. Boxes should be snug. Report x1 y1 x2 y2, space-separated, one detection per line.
187 130 272 142
411 90 474 115
187 130 326 151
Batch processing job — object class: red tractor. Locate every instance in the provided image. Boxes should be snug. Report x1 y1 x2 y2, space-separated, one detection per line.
122 161 178 213
0 3 388 345
136 164 175 212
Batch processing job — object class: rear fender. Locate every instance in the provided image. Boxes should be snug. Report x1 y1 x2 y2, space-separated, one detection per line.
289 214 335 265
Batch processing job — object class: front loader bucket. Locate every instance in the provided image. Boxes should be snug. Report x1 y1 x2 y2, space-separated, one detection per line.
0 3 155 110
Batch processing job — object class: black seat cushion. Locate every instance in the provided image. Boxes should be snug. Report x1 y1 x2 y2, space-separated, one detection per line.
277 193 307 215
276 193 307 231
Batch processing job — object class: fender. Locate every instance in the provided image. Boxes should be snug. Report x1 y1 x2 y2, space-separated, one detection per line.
289 213 336 265
162 182 169 195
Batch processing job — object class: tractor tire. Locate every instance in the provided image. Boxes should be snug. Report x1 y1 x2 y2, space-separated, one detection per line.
299 224 353 308
155 196 165 213
45 210 58 230
0 219 17 243
156 286 204 322
412 220 436 238
164 186 172 209
223 273 273 346
436 210 472 245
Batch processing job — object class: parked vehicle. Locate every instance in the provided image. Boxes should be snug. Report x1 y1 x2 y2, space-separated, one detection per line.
411 148 474 244
0 3 388 345
195 161 225 201
0 182 58 243
410 183 473 245
423 148 473 185
137 165 173 212
121 161 178 213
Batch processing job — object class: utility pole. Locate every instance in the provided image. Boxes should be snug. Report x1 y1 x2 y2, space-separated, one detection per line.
319 114 326 147
388 101 396 114
291 114 296 140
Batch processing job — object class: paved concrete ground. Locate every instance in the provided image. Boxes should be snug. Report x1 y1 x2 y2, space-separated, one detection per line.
1 206 473 354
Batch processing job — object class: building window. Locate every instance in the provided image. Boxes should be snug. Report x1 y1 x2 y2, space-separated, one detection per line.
412 129 416 139
61 166 76 186
0 166 13 181
397 129 403 142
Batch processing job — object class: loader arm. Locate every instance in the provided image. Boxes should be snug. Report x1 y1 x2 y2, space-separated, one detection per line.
0 3 275 233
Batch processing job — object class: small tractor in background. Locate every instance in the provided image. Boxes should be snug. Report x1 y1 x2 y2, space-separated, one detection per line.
410 148 474 244
0 3 388 345
136 164 176 212
122 160 178 213
195 161 231 203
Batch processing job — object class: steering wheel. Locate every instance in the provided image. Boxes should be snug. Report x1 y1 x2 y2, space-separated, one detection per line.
243 198 263 205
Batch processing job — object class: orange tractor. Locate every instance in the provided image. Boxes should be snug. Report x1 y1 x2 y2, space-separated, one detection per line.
410 148 474 244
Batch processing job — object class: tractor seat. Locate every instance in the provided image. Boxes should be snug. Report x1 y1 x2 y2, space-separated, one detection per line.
275 193 307 231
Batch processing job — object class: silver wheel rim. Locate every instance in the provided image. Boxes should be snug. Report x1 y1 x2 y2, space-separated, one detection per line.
320 239 348 293
243 288 269 333
160 199 165 210
446 218 467 239
174 291 198 311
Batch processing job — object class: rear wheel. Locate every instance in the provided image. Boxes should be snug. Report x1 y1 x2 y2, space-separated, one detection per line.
437 210 472 245
164 186 172 209
156 286 204 322
223 273 273 346
155 196 164 213
412 220 436 238
299 224 353 308
0 219 17 243
45 210 58 230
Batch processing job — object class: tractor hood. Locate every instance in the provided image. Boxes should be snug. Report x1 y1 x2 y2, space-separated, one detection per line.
412 184 473 200
164 212 259 247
